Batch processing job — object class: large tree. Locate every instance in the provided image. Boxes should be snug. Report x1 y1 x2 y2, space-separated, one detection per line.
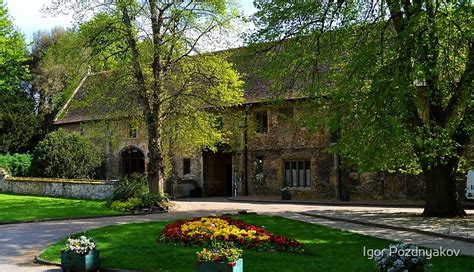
250 1 473 217
46 0 243 195
0 0 39 153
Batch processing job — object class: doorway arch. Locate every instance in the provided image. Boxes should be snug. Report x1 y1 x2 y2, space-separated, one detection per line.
121 146 145 176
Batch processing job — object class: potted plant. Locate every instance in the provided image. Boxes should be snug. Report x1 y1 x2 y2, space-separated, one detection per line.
196 242 243 272
61 235 99 272
373 242 428 272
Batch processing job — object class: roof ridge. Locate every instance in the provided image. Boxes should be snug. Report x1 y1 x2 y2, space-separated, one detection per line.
53 70 108 123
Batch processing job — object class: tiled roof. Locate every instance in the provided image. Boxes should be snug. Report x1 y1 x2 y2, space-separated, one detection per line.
54 47 307 125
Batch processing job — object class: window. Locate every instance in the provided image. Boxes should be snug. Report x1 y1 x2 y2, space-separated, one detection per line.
255 156 264 174
129 125 138 138
255 111 268 133
183 158 191 175
284 160 311 187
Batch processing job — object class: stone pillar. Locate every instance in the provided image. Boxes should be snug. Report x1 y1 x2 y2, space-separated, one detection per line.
0 168 7 191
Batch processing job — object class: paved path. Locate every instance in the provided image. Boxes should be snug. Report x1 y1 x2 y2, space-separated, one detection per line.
301 209 473 240
0 198 472 271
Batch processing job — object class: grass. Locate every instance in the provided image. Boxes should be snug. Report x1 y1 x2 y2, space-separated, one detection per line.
39 214 474 272
0 193 120 223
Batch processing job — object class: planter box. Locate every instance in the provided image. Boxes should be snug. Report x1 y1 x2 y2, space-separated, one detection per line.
61 250 100 272
196 258 243 272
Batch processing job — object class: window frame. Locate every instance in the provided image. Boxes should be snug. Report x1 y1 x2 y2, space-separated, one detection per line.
255 110 269 134
284 159 311 188
129 125 138 139
183 158 191 175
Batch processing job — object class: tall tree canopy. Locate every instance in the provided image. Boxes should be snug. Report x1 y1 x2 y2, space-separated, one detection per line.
0 0 39 153
250 0 473 217
30 28 87 136
46 0 244 195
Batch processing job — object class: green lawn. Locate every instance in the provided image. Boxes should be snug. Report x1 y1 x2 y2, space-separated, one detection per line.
40 214 474 272
0 193 120 223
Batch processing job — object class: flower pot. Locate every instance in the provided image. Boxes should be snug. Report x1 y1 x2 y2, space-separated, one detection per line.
61 249 100 272
196 258 243 272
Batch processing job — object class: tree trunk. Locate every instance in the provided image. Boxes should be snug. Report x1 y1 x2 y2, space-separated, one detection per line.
146 117 165 196
422 163 466 217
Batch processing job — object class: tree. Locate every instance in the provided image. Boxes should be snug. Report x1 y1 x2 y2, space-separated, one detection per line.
45 0 244 195
0 0 39 153
250 1 473 217
29 27 70 136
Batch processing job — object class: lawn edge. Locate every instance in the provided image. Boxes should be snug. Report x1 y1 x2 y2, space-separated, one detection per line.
0 210 168 225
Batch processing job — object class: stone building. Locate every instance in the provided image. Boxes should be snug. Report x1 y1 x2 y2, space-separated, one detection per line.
54 50 436 202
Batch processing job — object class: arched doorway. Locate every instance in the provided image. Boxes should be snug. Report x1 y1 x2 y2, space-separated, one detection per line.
121 146 145 176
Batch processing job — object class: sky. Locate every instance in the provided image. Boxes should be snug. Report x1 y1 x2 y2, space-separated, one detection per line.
4 0 257 43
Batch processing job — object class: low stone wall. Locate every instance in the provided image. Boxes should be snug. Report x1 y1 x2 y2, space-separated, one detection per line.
0 172 117 200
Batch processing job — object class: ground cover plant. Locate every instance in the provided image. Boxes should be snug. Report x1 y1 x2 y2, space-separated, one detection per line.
0 193 120 223
39 214 474 272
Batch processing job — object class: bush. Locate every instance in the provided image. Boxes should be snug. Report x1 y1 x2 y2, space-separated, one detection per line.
108 174 169 212
30 129 103 179
108 174 148 204
0 153 32 176
110 197 142 212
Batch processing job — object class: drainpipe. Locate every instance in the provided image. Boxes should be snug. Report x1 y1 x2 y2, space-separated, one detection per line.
244 106 249 196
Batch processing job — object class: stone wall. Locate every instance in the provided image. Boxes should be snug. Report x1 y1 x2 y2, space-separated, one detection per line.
0 174 117 200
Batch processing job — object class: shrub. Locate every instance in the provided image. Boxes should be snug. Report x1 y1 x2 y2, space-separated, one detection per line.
110 197 142 212
108 174 148 204
30 129 103 179
0 153 31 176
108 174 169 212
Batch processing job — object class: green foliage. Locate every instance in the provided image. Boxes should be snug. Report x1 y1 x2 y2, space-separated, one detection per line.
30 129 103 179
108 174 168 211
0 0 39 153
42 0 244 195
0 0 30 94
250 1 473 173
110 197 142 213
0 92 41 153
0 153 31 176
108 174 148 204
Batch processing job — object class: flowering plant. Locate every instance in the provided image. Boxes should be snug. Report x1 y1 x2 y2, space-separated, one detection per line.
65 235 96 255
197 241 243 263
160 216 303 253
373 243 428 272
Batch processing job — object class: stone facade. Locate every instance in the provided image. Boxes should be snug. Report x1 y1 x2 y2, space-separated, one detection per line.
0 175 117 200
55 101 434 202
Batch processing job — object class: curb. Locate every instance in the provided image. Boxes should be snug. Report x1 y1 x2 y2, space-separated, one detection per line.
299 212 474 244
0 210 168 226
227 197 474 209
34 255 141 272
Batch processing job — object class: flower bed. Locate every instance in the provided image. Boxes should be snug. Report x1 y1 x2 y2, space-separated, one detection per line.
159 216 304 253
